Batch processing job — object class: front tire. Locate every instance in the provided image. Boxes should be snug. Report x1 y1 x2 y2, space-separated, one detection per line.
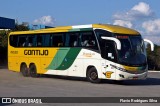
29 64 40 78
87 67 101 83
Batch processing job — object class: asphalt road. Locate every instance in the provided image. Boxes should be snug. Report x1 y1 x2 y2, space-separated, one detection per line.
0 67 160 106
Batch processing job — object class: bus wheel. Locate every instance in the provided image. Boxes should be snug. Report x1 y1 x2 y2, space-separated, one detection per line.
29 64 39 78
20 64 29 77
87 67 101 83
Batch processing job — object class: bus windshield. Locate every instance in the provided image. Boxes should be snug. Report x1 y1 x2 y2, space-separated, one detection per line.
116 34 147 66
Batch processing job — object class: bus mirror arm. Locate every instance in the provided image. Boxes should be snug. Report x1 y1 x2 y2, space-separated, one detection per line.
144 39 154 51
101 36 121 50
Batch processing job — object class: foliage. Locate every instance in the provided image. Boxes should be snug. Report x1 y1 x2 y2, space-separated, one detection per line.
0 24 29 47
147 44 160 70
13 24 29 31
0 30 9 47
0 24 29 64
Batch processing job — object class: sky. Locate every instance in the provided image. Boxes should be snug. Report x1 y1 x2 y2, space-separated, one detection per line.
0 0 160 45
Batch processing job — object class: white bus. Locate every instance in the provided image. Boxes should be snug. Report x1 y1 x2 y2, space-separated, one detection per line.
8 24 154 83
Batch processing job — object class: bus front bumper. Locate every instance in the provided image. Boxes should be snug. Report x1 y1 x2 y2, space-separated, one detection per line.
116 71 148 80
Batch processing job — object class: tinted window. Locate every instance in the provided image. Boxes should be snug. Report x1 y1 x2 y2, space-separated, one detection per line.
10 35 18 47
94 29 117 62
81 32 98 50
27 35 36 47
37 34 51 47
66 32 80 47
9 31 99 49
101 40 117 62
37 35 43 47
94 29 113 42
51 33 65 47
18 36 27 47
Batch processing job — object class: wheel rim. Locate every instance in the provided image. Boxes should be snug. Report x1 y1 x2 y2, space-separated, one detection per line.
90 71 98 80
21 64 28 76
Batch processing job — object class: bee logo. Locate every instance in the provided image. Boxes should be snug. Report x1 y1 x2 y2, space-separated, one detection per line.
103 71 113 78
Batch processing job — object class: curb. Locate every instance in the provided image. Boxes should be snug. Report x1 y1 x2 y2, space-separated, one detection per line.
148 71 160 72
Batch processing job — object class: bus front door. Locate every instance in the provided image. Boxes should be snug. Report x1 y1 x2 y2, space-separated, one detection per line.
102 41 117 80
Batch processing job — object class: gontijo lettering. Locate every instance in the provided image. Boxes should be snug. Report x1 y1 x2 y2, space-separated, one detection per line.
24 50 48 56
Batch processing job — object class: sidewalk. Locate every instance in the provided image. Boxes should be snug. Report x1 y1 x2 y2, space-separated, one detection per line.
148 70 160 72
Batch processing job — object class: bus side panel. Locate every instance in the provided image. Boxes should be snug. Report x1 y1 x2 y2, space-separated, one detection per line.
44 48 69 75
102 60 116 80
56 48 70 76
67 58 84 77
45 48 82 76
40 57 54 74
8 47 20 72
8 57 19 72
18 48 29 72
67 49 102 78
23 48 58 74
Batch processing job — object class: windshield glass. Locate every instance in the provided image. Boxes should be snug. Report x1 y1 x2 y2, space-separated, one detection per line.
116 34 147 66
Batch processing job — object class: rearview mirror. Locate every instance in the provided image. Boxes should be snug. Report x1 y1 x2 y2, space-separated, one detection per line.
101 36 121 50
144 39 154 51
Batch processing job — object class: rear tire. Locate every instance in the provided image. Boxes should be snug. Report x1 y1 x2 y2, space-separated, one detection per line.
87 67 101 83
29 64 40 78
20 64 29 77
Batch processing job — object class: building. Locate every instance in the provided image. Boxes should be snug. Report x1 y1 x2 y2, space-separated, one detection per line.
0 17 15 29
28 24 53 30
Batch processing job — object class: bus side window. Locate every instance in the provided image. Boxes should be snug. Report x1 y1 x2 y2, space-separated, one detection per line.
28 36 35 47
37 35 42 47
51 33 65 47
18 36 27 47
10 35 18 47
43 34 50 47
67 32 80 47
81 32 98 50
101 40 117 62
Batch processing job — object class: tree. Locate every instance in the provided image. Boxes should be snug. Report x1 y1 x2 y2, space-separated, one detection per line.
0 30 10 47
13 24 29 31
0 30 9 64
146 44 160 70
0 23 29 65
155 47 160 69
0 24 29 47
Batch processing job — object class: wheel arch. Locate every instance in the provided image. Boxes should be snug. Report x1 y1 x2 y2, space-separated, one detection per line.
86 65 95 76
29 62 35 68
86 65 101 83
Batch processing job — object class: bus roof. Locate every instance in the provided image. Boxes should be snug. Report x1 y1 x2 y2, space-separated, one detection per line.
10 24 140 35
